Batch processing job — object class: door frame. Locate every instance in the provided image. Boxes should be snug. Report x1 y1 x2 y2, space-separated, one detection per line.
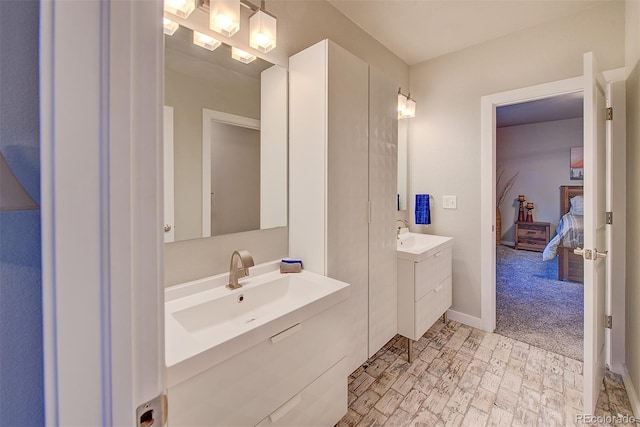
40 0 165 425
479 69 625 356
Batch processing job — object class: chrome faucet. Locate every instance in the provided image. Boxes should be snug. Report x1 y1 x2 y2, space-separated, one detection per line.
226 250 255 290
396 219 409 238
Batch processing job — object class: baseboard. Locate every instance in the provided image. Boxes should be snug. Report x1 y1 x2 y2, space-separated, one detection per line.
446 309 483 330
622 364 640 417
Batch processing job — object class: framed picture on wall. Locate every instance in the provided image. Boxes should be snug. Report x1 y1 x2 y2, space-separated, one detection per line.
570 147 584 180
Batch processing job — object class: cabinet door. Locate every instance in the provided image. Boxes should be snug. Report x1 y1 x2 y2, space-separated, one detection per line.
325 41 370 374
368 67 398 357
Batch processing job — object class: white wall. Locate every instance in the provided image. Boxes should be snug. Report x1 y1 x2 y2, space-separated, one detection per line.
497 118 583 243
165 0 409 285
408 2 625 318
625 0 640 414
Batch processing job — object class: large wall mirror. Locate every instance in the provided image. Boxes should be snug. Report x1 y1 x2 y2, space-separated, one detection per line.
397 119 408 211
164 25 287 243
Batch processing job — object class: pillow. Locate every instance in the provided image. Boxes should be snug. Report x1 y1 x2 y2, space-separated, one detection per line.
569 196 584 216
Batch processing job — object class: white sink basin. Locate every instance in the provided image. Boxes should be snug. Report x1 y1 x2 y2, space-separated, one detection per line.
165 263 350 387
397 232 453 262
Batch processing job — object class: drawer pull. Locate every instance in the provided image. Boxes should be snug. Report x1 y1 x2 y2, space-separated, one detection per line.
270 323 301 344
269 394 302 423
435 283 445 292
434 251 443 257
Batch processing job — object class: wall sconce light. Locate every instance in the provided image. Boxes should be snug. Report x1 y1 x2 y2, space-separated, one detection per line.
209 0 241 37
231 46 256 63
398 88 416 119
164 0 196 19
193 30 222 51
249 1 277 53
163 17 179 36
0 152 38 212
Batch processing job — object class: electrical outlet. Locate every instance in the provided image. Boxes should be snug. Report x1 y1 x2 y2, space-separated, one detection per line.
443 195 457 209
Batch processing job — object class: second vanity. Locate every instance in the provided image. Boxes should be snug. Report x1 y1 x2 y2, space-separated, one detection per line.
397 231 453 361
165 261 350 426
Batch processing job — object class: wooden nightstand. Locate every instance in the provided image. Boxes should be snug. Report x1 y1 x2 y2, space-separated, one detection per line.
515 221 550 252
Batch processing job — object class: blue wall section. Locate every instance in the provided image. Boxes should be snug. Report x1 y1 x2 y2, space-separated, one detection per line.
0 0 44 425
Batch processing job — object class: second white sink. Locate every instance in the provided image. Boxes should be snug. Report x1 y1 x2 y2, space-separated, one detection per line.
397 232 453 262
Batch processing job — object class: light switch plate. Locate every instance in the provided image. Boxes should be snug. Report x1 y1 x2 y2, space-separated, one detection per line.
443 195 457 209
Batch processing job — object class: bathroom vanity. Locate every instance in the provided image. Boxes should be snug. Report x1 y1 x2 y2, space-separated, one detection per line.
165 262 350 426
397 232 453 360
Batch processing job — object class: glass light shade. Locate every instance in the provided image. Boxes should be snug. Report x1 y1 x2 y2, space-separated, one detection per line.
164 0 195 18
249 10 277 53
209 0 240 37
193 31 222 51
397 92 407 119
231 47 256 64
403 97 416 118
163 17 179 36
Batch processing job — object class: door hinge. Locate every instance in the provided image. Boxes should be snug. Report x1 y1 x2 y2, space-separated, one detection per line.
605 315 613 329
606 211 613 225
606 107 613 121
137 393 167 427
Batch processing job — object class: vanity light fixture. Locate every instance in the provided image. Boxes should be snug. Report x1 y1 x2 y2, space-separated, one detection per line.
231 46 256 63
209 0 241 37
164 0 196 19
397 88 416 119
163 17 179 36
193 31 222 51
249 0 277 53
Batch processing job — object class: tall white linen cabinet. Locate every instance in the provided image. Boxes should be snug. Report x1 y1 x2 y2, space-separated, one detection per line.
289 40 398 374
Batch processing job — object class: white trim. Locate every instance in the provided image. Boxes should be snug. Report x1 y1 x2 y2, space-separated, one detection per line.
623 364 640 417
201 109 260 237
446 310 483 330
480 76 584 332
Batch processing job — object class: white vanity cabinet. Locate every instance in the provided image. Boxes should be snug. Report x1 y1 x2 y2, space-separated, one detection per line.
289 39 398 375
168 300 348 426
397 235 453 342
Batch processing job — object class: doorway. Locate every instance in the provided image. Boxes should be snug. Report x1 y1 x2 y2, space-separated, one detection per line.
493 93 585 360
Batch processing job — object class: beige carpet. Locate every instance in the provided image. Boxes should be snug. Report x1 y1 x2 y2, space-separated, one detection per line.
495 245 583 361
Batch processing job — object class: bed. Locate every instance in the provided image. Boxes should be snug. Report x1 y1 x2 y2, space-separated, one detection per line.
542 185 584 283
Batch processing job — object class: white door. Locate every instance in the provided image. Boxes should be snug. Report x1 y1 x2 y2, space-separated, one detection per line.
164 106 176 243
581 51 609 414
41 1 166 425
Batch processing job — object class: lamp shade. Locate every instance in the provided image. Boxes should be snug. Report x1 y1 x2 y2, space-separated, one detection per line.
164 0 195 19
249 10 276 53
209 0 240 37
231 47 256 64
403 96 416 119
193 31 222 51
163 17 179 36
0 152 38 211
398 92 407 119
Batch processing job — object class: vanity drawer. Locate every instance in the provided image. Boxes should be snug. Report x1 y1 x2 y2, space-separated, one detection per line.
414 277 452 340
414 247 452 300
255 358 348 427
168 300 348 426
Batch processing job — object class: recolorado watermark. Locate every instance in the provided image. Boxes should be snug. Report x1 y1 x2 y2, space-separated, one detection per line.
575 413 638 425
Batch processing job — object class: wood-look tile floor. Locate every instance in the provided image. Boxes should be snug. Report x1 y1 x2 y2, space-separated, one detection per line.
338 321 636 427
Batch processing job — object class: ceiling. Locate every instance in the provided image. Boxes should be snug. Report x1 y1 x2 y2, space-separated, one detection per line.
328 0 607 66
496 92 584 128
328 0 597 127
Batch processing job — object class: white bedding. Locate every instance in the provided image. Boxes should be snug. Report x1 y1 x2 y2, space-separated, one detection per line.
542 213 584 261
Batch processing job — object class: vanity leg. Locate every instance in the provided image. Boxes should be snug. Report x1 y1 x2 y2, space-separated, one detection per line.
407 338 414 363
442 311 448 324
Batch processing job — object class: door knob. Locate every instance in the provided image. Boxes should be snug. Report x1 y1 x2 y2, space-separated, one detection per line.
164 224 172 232
573 247 584 256
574 247 593 260
595 249 608 259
